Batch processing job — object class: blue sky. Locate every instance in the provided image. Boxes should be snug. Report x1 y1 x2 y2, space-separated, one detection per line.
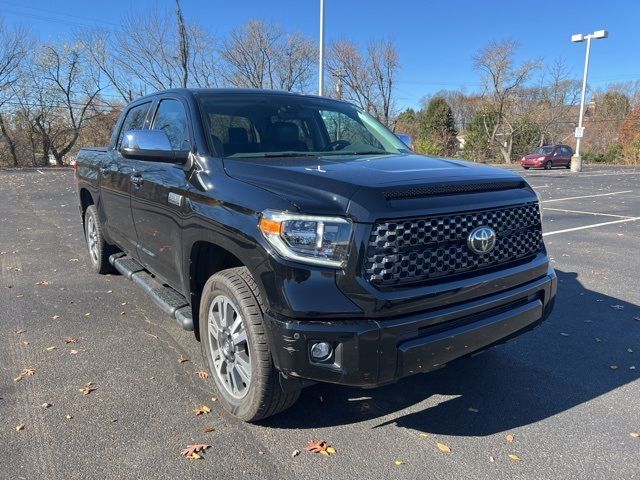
1 0 638 109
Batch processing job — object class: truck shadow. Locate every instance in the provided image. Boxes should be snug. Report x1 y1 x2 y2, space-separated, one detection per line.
262 270 640 434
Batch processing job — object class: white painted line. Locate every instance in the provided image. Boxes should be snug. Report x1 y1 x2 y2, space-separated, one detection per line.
542 190 633 203
542 207 635 219
543 217 640 236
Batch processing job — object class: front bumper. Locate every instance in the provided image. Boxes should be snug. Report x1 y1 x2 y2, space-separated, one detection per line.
265 267 556 387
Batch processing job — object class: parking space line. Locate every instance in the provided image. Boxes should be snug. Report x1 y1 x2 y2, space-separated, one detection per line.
542 207 635 219
542 190 633 203
543 217 640 236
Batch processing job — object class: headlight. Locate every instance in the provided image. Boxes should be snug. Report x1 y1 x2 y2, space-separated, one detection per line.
259 210 352 268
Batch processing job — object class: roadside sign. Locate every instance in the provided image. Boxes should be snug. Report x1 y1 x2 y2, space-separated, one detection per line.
574 127 585 138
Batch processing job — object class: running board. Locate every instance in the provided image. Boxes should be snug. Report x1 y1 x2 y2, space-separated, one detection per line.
109 254 193 331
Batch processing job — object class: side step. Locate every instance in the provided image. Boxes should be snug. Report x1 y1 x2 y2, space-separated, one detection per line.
109 254 193 331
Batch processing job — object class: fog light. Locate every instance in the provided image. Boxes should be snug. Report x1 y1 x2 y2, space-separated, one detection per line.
310 342 332 361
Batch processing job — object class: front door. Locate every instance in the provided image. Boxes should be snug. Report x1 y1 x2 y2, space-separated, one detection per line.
99 101 152 254
130 98 192 291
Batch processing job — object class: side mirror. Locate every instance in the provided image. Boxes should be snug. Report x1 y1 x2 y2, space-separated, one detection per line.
119 130 189 163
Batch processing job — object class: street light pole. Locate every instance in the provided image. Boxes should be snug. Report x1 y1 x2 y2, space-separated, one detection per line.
570 29 608 172
318 0 325 96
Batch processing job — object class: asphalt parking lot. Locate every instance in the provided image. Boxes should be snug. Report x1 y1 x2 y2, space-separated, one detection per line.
1 165 639 480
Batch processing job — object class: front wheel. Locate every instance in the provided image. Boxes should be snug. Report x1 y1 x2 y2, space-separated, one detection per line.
199 267 300 422
545 160 553 170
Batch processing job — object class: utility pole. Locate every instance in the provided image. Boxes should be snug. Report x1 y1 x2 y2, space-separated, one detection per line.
318 0 325 96
570 29 608 172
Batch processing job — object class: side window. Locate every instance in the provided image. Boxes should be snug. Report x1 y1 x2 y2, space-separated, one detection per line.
117 102 151 149
152 99 190 150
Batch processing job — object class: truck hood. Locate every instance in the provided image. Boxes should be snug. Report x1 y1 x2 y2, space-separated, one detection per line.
223 153 534 222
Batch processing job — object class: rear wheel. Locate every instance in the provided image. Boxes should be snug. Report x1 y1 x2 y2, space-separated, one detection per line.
84 205 113 274
544 160 553 170
199 267 300 422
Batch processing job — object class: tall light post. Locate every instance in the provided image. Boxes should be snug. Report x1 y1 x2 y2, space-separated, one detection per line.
570 29 608 172
318 0 325 96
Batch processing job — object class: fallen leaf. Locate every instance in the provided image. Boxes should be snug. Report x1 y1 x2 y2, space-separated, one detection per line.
15 328 26 334
506 434 514 443
52 315 60 320
203 426 215 433
35 280 49 285
305 440 335 455
65 414 73 420
178 355 188 364
107 290 113 293
22 368 35 376
630 432 639 438
84 312 91 317
42 402 51 408
258 451 264 455
211 397 217 402
14 375 23 382
64 337 77 344
508 453 522 462
394 460 405 465
193 405 211 415
181 444 210 460
292 449 300 458
79 382 96 395
69 349 79 355
436 443 451 453
196 370 209 379
419 433 429 438
22 341 29 346
489 456 495 462
16 423 25 431
46 346 57 352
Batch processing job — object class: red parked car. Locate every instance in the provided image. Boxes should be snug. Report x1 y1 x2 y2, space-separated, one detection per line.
521 145 573 170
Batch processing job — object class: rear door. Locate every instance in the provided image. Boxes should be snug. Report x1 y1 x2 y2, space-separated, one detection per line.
129 97 192 290
99 101 152 254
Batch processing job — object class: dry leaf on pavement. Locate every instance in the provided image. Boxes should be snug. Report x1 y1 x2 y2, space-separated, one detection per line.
181 444 210 459
196 370 209 379
80 382 96 395
292 449 300 458
193 405 211 415
506 434 514 443
508 453 522 462
15 328 26 334
305 440 336 455
16 423 25 431
14 375 23 382
394 460 405 465
46 346 57 352
64 337 77 344
436 443 451 453
203 426 215 433
178 355 188 364
630 432 639 438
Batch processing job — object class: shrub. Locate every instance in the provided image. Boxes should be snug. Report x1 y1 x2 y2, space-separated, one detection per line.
622 135 640 164
413 138 443 156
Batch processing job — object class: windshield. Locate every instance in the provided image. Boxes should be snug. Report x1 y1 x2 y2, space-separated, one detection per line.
533 146 554 155
197 93 410 158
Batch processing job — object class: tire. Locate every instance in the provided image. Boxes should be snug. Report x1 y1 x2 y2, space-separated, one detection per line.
544 160 553 170
199 267 300 422
84 205 113 274
565 163 571 169
523 167 530 170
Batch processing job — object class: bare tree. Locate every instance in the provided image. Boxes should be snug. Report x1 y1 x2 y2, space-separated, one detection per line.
27 43 107 165
0 19 30 166
327 39 400 126
221 19 316 92
473 39 540 163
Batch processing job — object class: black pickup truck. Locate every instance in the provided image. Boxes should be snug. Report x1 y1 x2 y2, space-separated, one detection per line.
75 88 556 421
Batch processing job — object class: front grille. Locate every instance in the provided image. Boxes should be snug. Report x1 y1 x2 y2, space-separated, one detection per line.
364 202 543 287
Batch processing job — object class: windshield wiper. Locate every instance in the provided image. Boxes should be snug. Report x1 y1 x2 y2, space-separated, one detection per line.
322 150 390 156
229 152 320 158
